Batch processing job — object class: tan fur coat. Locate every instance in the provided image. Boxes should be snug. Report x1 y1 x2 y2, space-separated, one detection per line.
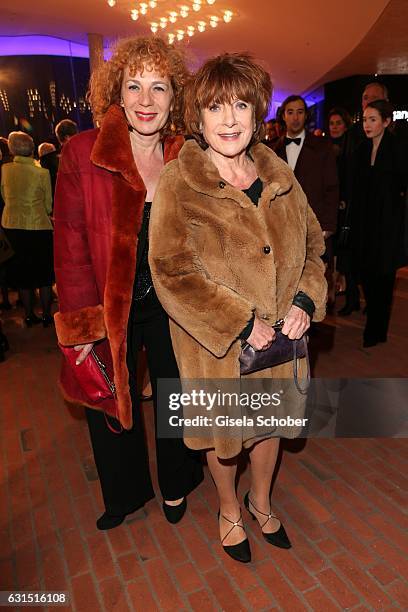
149 140 327 458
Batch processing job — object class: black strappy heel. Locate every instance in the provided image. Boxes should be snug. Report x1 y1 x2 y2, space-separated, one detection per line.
217 509 251 563
244 492 291 549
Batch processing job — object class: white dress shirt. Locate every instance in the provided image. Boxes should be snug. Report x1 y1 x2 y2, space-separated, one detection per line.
285 129 306 171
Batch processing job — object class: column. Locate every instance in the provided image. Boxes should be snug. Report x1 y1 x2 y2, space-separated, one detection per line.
87 33 104 76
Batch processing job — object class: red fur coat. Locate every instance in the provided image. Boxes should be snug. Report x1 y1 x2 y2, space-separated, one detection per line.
53 104 183 428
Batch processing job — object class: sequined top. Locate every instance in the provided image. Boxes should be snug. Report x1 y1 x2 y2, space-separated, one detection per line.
133 201 154 301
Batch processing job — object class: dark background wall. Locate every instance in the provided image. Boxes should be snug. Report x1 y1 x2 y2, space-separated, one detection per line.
0 55 93 147
324 74 408 125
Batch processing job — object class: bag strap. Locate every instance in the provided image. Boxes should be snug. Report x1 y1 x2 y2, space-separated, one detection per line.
292 336 310 395
104 410 123 434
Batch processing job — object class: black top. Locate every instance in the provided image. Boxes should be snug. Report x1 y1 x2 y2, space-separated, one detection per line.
133 201 154 301
243 177 263 205
240 178 263 339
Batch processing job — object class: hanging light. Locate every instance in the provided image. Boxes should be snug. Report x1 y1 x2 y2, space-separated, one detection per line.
107 0 116 7
160 17 168 28
187 25 195 37
131 9 139 20
223 10 233 23
209 15 218 27
192 2 201 11
197 20 206 32
150 22 159 33
206 0 216 4
180 5 189 18
149 0 157 7
139 2 148 15
169 11 178 23
168 33 176 44
177 29 184 40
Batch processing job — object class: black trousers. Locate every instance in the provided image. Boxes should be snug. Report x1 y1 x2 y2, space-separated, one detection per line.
344 271 360 308
361 270 396 343
86 291 203 516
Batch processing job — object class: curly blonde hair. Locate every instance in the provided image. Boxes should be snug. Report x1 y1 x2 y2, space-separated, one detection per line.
88 36 189 135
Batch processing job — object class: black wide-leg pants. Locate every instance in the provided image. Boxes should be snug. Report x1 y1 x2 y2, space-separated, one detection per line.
361 270 396 343
86 292 203 516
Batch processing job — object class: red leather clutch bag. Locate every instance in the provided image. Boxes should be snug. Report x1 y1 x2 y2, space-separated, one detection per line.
59 345 122 432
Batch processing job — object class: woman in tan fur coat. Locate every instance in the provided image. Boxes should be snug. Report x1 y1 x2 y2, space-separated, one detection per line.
149 54 327 563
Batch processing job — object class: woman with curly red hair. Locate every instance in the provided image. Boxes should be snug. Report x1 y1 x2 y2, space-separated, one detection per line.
53 36 203 530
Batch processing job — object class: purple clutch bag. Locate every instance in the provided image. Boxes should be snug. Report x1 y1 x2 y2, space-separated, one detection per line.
239 320 310 394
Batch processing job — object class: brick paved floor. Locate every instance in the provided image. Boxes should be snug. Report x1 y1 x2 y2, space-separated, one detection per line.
0 270 407 611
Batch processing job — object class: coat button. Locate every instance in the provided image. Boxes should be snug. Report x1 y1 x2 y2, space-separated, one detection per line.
263 245 271 254
219 181 226 189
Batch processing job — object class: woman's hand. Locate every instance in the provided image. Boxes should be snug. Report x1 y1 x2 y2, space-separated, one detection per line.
246 317 276 351
73 343 94 365
282 305 310 340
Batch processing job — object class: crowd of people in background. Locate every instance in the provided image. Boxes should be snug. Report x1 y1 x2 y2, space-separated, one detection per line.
263 81 407 347
0 120 78 359
0 79 407 357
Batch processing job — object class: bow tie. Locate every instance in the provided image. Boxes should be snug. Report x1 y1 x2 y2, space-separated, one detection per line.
285 137 301 146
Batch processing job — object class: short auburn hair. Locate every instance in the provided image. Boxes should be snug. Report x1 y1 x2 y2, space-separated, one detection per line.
88 36 189 134
184 53 273 148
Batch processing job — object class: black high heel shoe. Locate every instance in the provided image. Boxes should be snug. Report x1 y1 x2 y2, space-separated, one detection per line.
162 497 187 524
337 303 360 316
25 314 42 328
244 492 291 549
42 315 54 328
218 509 251 563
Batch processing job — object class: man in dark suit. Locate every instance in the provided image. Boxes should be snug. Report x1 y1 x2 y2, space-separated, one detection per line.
274 95 339 308
274 95 339 237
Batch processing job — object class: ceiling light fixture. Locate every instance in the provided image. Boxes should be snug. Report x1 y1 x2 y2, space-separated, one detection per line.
106 0 235 40
223 10 232 22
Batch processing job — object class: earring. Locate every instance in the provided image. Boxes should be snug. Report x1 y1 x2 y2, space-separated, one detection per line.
120 99 124 107
169 112 176 133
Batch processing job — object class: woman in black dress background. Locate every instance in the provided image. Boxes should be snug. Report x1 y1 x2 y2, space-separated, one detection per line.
351 100 406 347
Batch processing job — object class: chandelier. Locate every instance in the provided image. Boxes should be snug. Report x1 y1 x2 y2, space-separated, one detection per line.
105 1 234 43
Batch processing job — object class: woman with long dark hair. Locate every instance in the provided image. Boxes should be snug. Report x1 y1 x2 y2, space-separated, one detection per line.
351 99 406 347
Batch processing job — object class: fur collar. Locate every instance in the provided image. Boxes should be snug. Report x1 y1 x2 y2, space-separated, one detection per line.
91 103 184 189
178 139 293 207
